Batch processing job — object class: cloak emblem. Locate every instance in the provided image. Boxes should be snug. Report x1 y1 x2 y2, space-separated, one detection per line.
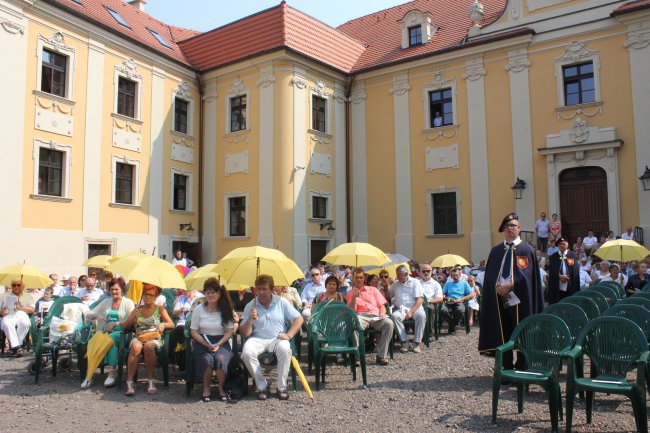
567 258 575 266
517 256 529 269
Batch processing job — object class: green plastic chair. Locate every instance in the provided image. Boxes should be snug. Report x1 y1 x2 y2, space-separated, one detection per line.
565 316 648 433
598 280 625 298
492 314 572 433
587 286 618 306
543 303 589 343
559 296 600 321
572 291 609 314
33 296 86 384
603 304 650 340
310 303 367 390
618 297 650 311
307 300 346 373
634 292 650 301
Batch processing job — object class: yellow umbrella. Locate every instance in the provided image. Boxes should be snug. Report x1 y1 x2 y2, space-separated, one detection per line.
291 355 314 401
184 264 220 292
215 246 303 287
110 251 146 263
321 242 390 268
594 239 650 262
82 255 113 269
365 262 409 279
0 264 53 288
106 255 186 290
430 254 470 269
84 332 114 381
127 280 143 304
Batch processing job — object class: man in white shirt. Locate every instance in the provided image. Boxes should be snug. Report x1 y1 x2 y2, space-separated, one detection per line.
171 249 187 267
621 226 635 241
579 269 592 289
535 212 551 253
389 265 426 353
583 230 598 257
48 273 64 297
418 264 443 304
299 267 325 321
579 257 591 274
76 277 103 306
61 276 79 297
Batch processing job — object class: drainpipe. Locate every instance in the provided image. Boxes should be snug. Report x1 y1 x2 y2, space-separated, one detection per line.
195 72 204 264
344 75 355 243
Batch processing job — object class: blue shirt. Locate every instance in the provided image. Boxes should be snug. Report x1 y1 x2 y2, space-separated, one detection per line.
442 280 472 299
242 294 300 340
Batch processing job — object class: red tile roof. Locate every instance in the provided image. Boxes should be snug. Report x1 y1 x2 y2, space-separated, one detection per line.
177 2 366 73
44 0 196 66
337 0 507 73
611 0 650 15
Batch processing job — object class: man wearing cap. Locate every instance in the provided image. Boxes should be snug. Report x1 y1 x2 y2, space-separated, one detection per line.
547 237 580 304
478 212 543 369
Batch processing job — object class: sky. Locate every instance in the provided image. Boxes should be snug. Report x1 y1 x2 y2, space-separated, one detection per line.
146 0 411 32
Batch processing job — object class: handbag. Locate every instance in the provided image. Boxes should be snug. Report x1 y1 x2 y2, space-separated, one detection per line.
137 330 161 343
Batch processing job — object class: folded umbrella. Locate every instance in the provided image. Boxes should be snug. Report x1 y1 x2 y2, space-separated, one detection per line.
291 355 314 401
85 331 115 381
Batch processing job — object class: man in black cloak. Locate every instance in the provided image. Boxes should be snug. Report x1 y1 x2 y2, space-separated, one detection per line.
478 212 544 369
547 237 580 304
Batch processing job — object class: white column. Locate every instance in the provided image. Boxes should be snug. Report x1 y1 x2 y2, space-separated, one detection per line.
291 68 308 269
202 81 218 263
0 4 28 265
333 81 348 247
463 58 492 262
257 65 275 248
148 67 165 254
82 39 105 235
350 81 368 242
390 74 414 257
506 49 536 231
626 22 650 242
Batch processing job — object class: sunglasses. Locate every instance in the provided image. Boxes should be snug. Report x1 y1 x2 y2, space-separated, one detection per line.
421 270 432 273
143 293 157 298
11 284 21 287
310 274 320 277
380 275 388 278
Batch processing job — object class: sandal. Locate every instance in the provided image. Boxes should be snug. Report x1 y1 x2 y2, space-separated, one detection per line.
257 389 268 401
219 392 228 402
201 394 211 403
125 380 135 396
276 389 290 400
147 379 157 395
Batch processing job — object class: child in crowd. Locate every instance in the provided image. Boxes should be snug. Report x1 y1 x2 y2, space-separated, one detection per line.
35 287 54 327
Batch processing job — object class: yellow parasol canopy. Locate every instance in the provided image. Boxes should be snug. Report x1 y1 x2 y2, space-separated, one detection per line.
0 263 53 289
84 332 115 382
82 255 113 269
110 251 146 263
362 253 411 279
291 355 314 401
184 264 220 292
106 255 186 290
215 246 303 287
594 239 650 262
430 254 470 269
321 242 390 268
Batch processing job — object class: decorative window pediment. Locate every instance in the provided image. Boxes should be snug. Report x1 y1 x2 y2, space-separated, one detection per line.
399 10 436 49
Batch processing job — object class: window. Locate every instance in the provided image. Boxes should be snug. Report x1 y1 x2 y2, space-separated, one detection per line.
115 162 134 204
563 62 595 106
312 95 326 132
431 191 458 235
408 26 422 46
147 28 171 49
228 196 246 237
117 76 136 118
88 243 111 258
230 96 246 132
41 49 67 97
174 97 188 134
173 173 188 211
429 88 454 127
312 196 328 219
104 6 131 29
38 148 63 196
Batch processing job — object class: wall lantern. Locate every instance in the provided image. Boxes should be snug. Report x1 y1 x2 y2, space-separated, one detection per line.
511 177 526 200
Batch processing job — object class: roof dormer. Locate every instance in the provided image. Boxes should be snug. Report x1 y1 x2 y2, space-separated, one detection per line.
399 9 435 49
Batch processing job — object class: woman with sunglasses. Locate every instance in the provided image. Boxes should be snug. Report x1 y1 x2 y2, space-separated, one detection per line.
0 280 35 357
120 283 174 396
376 271 392 302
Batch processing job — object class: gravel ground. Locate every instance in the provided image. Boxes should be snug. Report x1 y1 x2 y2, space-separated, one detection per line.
0 328 641 433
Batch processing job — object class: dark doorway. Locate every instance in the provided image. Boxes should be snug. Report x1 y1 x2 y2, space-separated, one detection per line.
172 241 201 266
559 167 609 243
310 240 329 267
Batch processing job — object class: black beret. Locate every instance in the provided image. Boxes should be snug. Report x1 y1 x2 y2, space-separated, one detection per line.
498 212 519 232
557 237 568 245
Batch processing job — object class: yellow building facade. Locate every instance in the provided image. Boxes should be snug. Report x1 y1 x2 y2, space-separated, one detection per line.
1 0 649 274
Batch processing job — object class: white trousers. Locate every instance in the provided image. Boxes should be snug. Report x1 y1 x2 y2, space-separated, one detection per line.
1 311 31 349
241 337 292 392
391 307 426 343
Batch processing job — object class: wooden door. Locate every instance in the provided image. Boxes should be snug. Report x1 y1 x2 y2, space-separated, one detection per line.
310 240 329 267
559 167 609 243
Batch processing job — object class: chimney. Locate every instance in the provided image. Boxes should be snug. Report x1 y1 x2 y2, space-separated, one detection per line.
128 0 147 11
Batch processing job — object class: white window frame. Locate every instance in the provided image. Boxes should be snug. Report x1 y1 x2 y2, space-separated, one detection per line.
113 59 143 120
171 82 195 136
85 239 116 260
36 32 76 101
32 138 72 199
399 10 435 49
423 78 457 130
309 81 332 135
223 191 249 238
427 187 462 236
224 77 251 134
111 154 140 206
555 42 601 108
309 191 332 221
170 168 193 212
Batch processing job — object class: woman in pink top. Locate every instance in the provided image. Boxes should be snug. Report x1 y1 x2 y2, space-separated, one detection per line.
550 213 561 243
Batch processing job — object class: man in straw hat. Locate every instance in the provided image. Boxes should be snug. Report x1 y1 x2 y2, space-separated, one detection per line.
478 212 543 369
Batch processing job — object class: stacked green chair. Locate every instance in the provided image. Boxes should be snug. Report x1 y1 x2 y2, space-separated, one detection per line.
311 303 367 391
565 317 648 433
32 296 86 384
598 280 625 298
492 314 572 433
587 285 618 306
559 296 600 321
618 297 650 311
572 291 609 314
